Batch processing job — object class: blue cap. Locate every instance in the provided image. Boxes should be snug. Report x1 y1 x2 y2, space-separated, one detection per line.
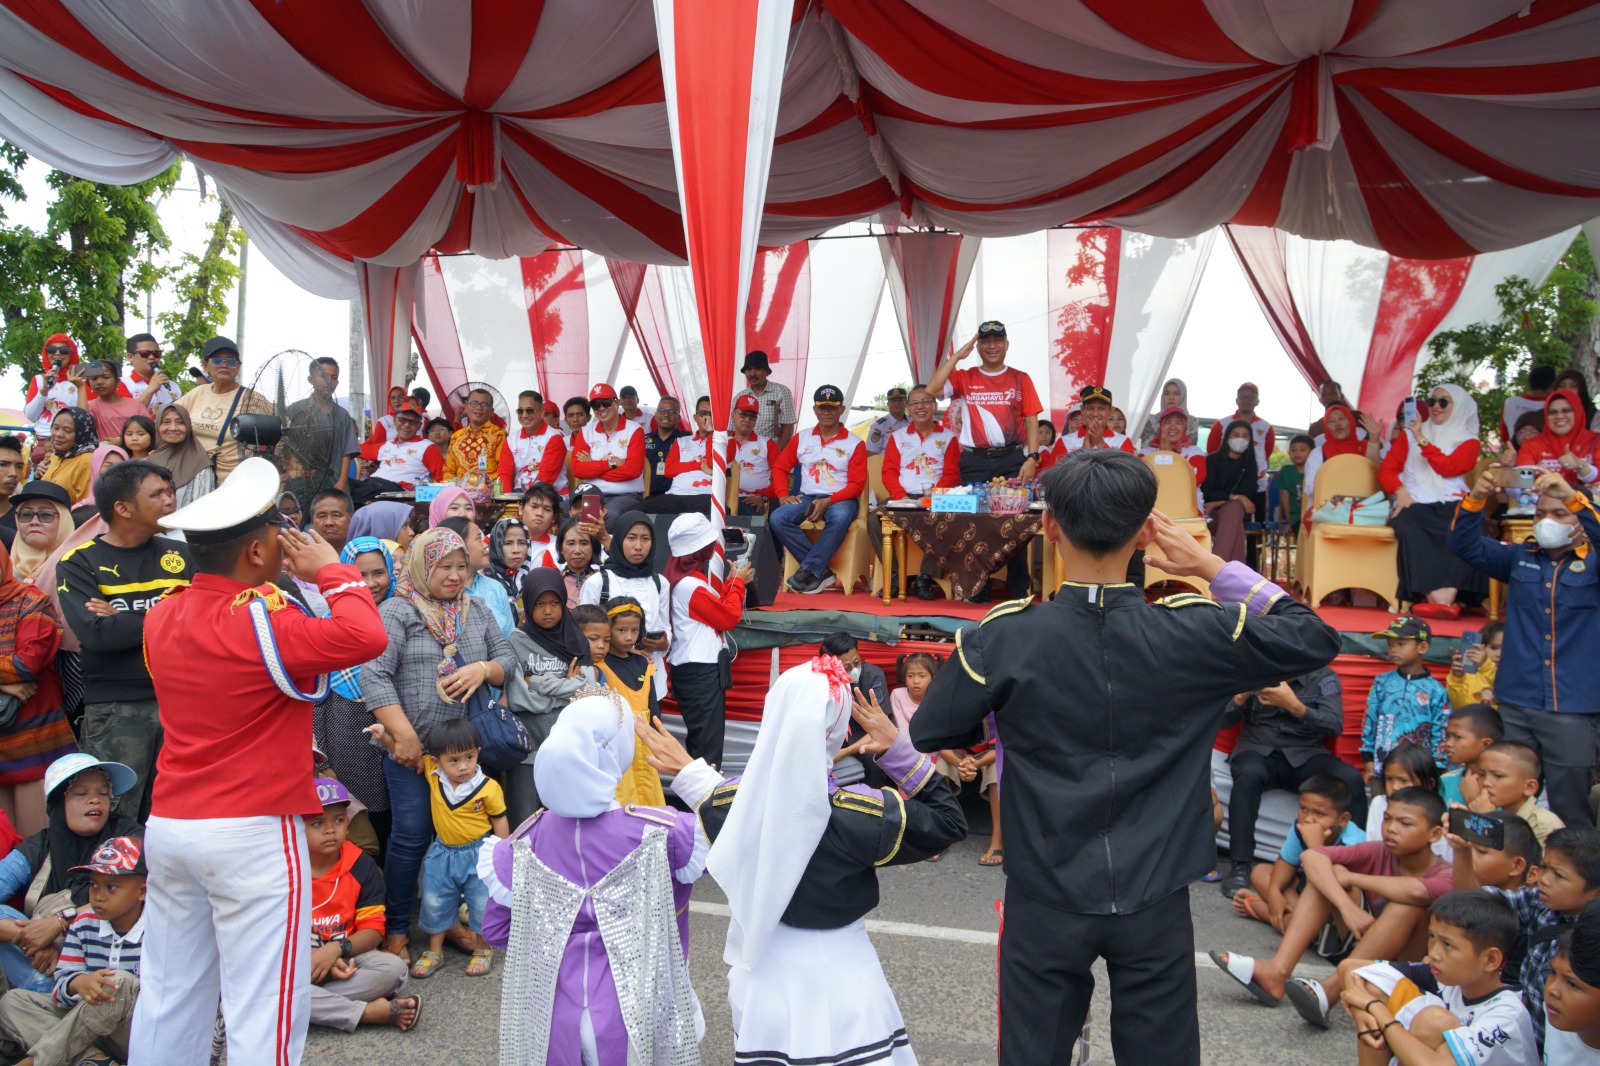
43 754 136 801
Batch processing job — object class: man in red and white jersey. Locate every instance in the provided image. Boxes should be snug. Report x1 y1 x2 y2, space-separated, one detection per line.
569 384 646 528
359 385 412 452
1204 381 1276 505
927 320 1044 487
351 402 441 504
497 388 568 493
639 395 733 517
1046 385 1137 466
731 393 778 515
883 386 961 500
770 385 867 595
123 333 181 411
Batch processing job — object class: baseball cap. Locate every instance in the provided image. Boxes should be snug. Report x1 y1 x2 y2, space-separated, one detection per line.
734 394 760 415
315 777 352 808
1371 616 1430 642
70 836 146 878
1079 385 1114 406
542 400 559 415
886 387 908 399
1158 405 1188 423
619 385 638 398
977 320 1007 338
43 753 137 801
202 336 240 362
394 402 424 419
813 385 844 407
588 384 617 403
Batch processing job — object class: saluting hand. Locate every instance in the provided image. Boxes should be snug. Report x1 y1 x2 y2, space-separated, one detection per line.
1141 511 1225 582
279 527 340 580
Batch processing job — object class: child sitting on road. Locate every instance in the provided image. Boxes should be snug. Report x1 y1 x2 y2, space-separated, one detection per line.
1469 742 1564 847
890 653 973 865
1234 775 1365 931
1213 787 1455 1029
305 779 418 1033
597 596 664 807
1457 826 1600 1045
1446 810 1541 990
1439 703 1502 808
1544 911 1600 1063
370 719 510 980
1446 622 1502 710
1339 890 1534 1066
1367 742 1451 861
0 836 146 1066
1361 617 1451 780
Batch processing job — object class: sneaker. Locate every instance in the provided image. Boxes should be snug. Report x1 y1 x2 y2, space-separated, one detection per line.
786 569 817 594
803 571 837 595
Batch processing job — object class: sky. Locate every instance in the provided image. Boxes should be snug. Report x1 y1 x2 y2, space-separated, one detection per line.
1 160 1316 430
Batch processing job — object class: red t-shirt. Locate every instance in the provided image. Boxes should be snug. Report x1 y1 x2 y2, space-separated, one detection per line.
1314 841 1453 914
310 840 386 945
943 366 1042 449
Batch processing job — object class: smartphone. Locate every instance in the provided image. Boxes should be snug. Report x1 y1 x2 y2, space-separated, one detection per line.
579 493 602 525
1458 630 1483 674
1450 808 1505 850
1515 465 1541 489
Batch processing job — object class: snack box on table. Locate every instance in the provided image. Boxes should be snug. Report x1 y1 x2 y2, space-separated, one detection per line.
931 493 980 514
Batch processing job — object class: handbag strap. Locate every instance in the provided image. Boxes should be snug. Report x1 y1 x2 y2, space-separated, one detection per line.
247 596 330 702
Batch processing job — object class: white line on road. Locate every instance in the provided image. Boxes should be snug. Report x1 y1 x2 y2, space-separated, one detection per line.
686 902 1331 978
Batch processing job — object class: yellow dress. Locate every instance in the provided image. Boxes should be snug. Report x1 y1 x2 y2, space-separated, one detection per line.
600 656 665 807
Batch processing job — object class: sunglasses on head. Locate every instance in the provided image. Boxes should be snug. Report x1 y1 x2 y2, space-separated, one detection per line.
1425 397 1451 408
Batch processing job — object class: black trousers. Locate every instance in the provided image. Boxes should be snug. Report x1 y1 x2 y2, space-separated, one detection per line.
1000 884 1197 1066
350 476 405 507
1227 748 1368 863
957 448 1029 597
633 494 712 517
670 661 726 769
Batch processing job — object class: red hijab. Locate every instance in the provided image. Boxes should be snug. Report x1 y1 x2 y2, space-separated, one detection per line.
1530 388 1598 459
1319 404 1367 459
39 334 80 383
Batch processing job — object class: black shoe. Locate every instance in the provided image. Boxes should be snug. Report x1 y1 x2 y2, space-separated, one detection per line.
912 575 939 601
1220 861 1253 900
967 585 992 604
786 569 817 594
803 571 837 595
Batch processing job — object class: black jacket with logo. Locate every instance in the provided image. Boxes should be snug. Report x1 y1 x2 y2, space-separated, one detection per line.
57 534 193 702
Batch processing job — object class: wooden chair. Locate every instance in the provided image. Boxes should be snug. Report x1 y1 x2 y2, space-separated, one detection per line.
1141 450 1213 595
1301 453 1398 608
725 461 740 517
780 483 873 596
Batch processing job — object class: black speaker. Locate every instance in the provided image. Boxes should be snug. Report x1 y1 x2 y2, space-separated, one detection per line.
627 512 780 608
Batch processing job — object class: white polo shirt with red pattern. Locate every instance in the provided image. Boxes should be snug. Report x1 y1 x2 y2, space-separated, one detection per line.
773 426 867 503
883 424 961 498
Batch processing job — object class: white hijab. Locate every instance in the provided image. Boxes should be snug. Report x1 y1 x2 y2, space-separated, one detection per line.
1401 382 1480 503
532 689 635 818
707 657 854 970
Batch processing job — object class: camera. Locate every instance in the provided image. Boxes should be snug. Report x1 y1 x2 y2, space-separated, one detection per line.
231 413 283 451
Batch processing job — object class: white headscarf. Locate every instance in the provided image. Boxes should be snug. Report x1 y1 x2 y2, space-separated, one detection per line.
1401 382 1480 503
532 689 635 818
707 657 854 970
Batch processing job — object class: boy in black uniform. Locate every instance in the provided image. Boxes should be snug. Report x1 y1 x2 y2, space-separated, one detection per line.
912 449 1340 1066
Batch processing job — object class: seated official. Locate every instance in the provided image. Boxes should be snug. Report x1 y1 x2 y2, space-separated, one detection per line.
881 386 960 600
731 394 778 515
770 385 866 596
351 402 440 505
636 397 728 517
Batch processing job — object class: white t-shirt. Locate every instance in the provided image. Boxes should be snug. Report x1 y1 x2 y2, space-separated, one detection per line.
578 570 670 698
1544 1022 1600 1064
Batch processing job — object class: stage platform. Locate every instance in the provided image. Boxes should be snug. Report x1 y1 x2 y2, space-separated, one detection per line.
661 586 1478 790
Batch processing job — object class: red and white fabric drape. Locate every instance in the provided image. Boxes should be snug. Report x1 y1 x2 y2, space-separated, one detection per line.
876 227 981 381
1227 223 1579 426
521 250 590 405
1044 228 1214 428
745 243 812 402
411 256 469 416
609 260 687 404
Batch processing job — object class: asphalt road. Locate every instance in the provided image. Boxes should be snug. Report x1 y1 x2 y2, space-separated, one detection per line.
305 790 1353 1065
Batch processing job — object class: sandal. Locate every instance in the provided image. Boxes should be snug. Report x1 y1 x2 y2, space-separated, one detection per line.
978 848 1004 867
1208 950 1281 1007
388 993 422 1032
410 951 444 979
466 948 494 977
383 935 411 965
1231 888 1271 923
926 852 943 863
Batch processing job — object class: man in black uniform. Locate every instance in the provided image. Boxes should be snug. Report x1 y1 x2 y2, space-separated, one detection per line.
911 450 1339 1065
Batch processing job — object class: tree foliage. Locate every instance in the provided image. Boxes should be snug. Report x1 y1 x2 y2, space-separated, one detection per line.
1416 233 1599 442
0 144 244 383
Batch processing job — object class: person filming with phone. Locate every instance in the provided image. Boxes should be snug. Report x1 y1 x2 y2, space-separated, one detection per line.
1449 465 1600 828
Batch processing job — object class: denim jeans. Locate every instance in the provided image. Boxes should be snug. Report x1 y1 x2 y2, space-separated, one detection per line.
770 495 858 577
380 755 433 938
417 837 490 935
0 904 56 993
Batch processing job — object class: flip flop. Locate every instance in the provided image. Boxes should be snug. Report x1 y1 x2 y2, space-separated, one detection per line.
1208 950 1280 1007
389 993 423 1032
1201 868 1222 883
1285 977 1333 1029
927 852 943 862
979 849 1004 867
1231 888 1271 923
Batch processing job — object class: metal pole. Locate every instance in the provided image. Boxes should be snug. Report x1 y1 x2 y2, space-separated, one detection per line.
235 234 249 350
347 300 366 427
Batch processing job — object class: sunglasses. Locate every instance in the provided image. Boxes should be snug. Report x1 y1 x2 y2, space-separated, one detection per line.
591 399 615 409
516 407 539 415
207 356 241 367
132 348 162 358
16 509 58 523
1425 397 1451 408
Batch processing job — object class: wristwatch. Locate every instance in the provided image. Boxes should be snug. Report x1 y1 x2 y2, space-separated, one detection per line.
338 937 354 960
1024 451 1041 463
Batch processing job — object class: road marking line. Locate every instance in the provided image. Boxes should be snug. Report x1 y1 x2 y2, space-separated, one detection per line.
687 901 1331 977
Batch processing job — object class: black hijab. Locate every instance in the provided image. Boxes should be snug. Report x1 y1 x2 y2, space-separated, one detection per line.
14 769 141 906
1203 418 1259 502
519 567 591 665
602 511 656 580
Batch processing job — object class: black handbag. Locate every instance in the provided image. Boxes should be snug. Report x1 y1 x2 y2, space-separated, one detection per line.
453 654 531 772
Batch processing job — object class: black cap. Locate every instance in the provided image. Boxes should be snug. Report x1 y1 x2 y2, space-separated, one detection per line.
813 385 844 407
886 387 908 399
1371 616 1430 642
977 320 1007 338
619 385 638 398
1079 384 1113 405
202 336 239 362
10 481 71 510
741 350 772 372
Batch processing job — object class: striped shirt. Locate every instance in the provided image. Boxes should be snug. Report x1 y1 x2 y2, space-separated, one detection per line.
53 910 145 1007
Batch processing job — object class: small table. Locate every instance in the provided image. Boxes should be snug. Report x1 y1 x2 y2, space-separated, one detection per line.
1487 515 1535 620
878 509 1045 603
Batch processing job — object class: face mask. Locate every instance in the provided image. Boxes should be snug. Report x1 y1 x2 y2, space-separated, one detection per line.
1534 517 1580 550
1228 438 1250 454
847 666 862 683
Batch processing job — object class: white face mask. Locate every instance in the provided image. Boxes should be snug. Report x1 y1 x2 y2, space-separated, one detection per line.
1534 517 1580 550
847 666 862 683
1228 437 1250 454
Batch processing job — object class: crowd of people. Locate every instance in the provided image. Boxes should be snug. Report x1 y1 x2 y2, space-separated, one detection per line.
0 319 1599 1065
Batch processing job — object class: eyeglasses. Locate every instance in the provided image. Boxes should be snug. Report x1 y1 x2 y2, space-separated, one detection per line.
1425 397 1451 408
516 407 538 415
464 399 491 409
44 346 71 356
16 510 58 523
207 356 241 367
907 399 936 408
592 399 615 409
